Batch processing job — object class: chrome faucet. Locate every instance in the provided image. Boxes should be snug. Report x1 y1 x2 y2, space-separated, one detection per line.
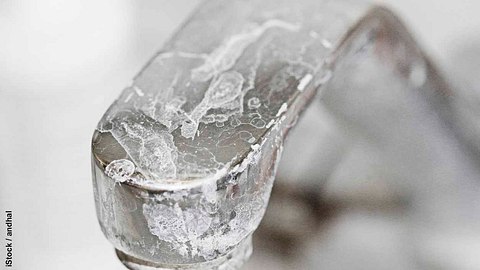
91 0 480 269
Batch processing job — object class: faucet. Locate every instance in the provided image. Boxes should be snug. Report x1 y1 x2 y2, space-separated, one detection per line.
91 0 480 269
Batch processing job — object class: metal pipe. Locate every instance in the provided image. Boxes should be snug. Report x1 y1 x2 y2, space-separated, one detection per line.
91 1 480 268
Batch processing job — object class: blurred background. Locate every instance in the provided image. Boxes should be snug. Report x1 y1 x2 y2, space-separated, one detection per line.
1 0 480 269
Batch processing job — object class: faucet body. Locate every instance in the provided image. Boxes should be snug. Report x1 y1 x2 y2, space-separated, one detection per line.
92 0 480 269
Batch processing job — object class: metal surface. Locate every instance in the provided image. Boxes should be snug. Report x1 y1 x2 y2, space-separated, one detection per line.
91 0 480 269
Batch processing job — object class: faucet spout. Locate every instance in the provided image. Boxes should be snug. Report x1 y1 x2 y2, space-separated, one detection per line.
91 1 480 269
